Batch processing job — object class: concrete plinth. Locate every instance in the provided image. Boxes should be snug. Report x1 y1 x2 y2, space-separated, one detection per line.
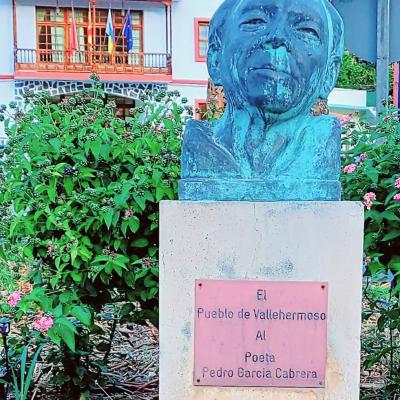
160 201 364 400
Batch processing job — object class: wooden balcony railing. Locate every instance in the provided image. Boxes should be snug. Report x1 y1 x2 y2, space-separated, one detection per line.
16 48 172 74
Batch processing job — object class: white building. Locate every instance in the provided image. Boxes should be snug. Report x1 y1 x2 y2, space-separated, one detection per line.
0 0 224 142
0 0 375 144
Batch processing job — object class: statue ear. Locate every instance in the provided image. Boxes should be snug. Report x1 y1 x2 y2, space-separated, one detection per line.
320 56 341 100
207 32 223 86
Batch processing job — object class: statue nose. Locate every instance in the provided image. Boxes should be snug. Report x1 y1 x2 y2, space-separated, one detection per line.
264 32 291 51
269 35 290 50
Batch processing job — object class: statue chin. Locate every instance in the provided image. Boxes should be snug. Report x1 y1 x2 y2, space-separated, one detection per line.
241 77 302 114
245 93 300 115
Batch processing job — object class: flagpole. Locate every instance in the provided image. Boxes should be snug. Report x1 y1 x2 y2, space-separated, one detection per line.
88 1 93 66
92 0 96 65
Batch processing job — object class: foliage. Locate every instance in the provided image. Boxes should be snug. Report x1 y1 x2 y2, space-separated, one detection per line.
337 50 376 90
341 108 400 397
8 343 44 400
0 76 186 397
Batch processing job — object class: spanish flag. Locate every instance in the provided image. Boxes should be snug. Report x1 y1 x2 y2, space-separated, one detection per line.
87 1 93 47
105 7 115 54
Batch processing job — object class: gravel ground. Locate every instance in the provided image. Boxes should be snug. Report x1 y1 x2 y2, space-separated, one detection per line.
11 321 160 400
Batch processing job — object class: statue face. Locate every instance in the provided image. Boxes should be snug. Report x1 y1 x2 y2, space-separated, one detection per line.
219 0 330 114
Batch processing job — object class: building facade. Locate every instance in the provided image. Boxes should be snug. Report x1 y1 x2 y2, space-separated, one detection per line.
0 0 377 144
0 0 223 141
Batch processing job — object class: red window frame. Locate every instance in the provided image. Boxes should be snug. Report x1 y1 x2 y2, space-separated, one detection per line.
195 99 207 120
36 7 143 54
194 18 210 62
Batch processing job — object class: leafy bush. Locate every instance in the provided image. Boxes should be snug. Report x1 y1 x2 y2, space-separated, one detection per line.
337 50 376 90
341 109 400 396
0 76 186 397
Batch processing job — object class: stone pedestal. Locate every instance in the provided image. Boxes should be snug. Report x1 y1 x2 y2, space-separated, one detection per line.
159 201 364 400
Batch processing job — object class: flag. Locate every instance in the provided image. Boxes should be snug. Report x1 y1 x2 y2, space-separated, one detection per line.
88 1 93 47
123 10 133 52
69 6 78 51
105 7 115 54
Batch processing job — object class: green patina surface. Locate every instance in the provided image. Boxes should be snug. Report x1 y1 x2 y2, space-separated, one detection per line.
179 0 345 201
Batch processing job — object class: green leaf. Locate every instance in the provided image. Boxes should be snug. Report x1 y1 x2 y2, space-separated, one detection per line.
79 246 92 260
121 220 129 237
156 186 165 202
120 303 134 316
133 194 146 211
70 306 92 326
112 211 120 227
365 167 379 184
50 276 59 289
23 245 34 259
23 345 44 399
49 138 62 153
55 317 78 334
382 231 400 241
381 211 400 222
71 246 78 264
47 328 61 346
128 216 140 233
104 208 114 230
47 177 57 202
80 167 96 178
90 138 102 160
144 274 157 288
70 271 82 282
132 238 149 248
114 186 132 208
57 325 76 352
64 177 74 195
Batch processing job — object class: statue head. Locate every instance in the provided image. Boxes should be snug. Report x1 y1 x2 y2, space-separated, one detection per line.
208 0 344 118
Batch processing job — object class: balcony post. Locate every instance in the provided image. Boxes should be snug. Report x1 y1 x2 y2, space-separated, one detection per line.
12 0 17 68
164 4 168 54
169 3 172 54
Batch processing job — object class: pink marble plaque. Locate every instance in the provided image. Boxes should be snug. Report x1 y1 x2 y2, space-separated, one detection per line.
194 280 328 388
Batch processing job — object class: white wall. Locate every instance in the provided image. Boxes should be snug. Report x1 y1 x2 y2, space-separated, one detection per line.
16 0 167 54
141 3 167 54
0 0 14 75
328 88 368 108
171 0 223 81
168 83 207 105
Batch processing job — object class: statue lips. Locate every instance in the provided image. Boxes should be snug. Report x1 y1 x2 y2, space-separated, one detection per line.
245 47 296 83
248 65 294 81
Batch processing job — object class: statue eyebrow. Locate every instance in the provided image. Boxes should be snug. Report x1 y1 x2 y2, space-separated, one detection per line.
288 10 323 25
240 4 279 16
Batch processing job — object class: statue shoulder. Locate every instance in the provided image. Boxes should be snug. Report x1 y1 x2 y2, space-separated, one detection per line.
310 115 341 135
183 119 213 144
181 119 240 179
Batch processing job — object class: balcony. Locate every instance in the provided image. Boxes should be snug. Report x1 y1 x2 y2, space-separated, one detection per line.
16 49 172 75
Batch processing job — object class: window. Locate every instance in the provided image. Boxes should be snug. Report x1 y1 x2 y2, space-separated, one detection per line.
195 99 207 120
94 9 142 53
50 94 136 120
194 18 210 62
36 7 143 64
37 8 67 62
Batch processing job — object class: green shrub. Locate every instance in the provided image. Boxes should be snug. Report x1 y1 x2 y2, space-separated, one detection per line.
337 50 376 90
0 76 186 397
341 109 400 396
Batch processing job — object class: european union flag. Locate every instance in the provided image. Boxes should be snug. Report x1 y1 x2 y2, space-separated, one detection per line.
123 11 133 52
